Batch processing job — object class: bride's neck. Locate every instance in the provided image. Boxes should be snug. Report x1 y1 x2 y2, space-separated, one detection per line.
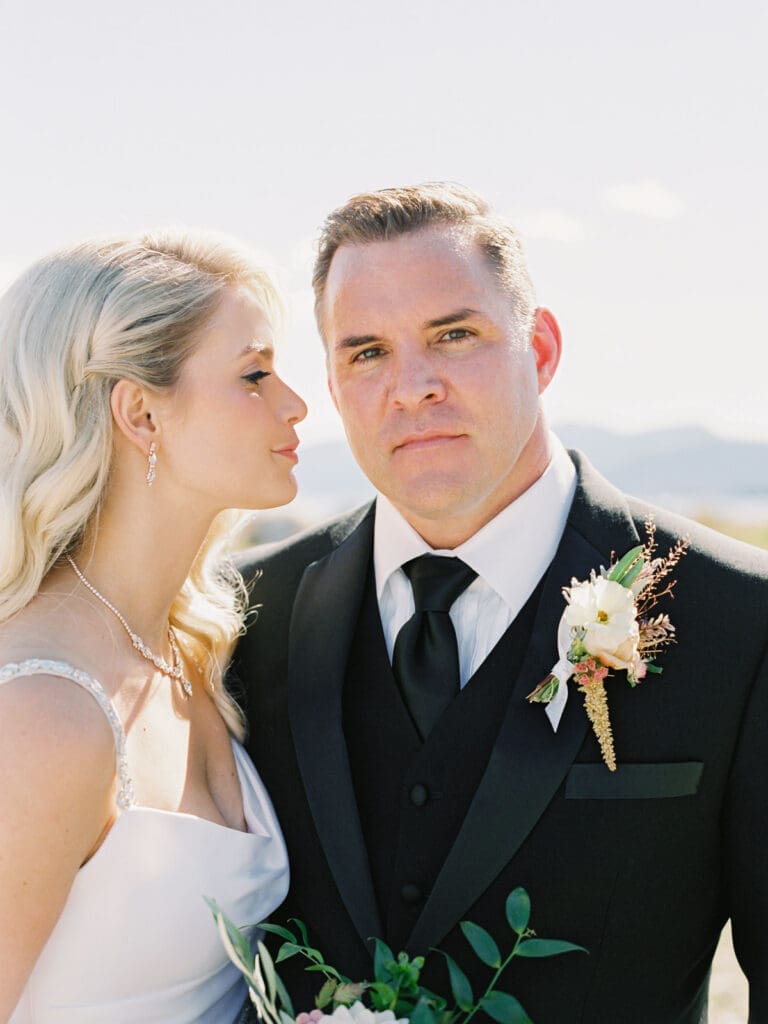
71 490 215 648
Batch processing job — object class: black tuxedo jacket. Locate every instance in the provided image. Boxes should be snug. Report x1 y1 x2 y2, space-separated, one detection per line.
232 452 768 1023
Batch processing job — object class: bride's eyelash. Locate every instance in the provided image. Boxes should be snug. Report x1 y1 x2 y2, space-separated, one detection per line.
242 370 271 386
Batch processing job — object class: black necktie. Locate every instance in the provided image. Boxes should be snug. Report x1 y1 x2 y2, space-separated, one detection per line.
392 555 478 740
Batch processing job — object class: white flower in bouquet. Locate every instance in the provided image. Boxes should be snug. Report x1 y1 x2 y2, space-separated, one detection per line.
296 1002 408 1024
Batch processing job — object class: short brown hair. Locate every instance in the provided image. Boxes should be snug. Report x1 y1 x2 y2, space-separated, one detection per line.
312 182 536 338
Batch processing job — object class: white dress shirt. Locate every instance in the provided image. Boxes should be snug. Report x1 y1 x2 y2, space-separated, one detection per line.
373 435 577 686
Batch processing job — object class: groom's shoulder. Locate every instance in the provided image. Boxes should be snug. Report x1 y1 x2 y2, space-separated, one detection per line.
235 501 374 588
628 495 768 579
572 449 768 590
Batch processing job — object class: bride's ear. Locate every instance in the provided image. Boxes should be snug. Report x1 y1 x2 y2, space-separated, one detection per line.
110 378 160 454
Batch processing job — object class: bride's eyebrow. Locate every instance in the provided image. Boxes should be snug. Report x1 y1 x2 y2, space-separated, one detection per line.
236 340 274 361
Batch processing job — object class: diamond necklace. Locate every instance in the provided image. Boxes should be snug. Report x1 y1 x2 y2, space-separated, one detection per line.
66 555 193 697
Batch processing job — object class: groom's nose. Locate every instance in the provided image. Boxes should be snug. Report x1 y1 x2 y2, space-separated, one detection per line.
389 343 448 411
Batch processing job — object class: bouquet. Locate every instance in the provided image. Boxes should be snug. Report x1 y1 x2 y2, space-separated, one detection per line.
207 887 586 1024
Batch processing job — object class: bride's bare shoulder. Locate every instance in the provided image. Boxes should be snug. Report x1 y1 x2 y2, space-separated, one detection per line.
0 598 119 806
0 660 118 788
0 618 120 1017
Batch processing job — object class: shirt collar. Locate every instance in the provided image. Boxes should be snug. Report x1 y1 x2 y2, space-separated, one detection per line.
373 434 577 608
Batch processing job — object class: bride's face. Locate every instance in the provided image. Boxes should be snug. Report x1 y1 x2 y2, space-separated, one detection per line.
157 287 307 513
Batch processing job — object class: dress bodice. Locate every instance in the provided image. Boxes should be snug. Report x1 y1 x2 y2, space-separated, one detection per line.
3 660 289 1024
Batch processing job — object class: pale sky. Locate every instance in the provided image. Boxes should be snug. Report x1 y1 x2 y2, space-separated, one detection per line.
1 0 765 445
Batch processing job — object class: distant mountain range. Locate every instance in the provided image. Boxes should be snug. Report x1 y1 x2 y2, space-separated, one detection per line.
554 424 768 501
248 424 768 542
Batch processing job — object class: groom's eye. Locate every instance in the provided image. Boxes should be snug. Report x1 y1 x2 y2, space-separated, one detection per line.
352 346 384 363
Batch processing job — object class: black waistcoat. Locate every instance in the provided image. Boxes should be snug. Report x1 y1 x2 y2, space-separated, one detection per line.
343 569 543 951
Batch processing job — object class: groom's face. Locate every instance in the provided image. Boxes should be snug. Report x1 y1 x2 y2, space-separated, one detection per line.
323 226 559 545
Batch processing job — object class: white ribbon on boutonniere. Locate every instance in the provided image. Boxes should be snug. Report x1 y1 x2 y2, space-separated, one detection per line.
527 518 689 771
540 613 574 732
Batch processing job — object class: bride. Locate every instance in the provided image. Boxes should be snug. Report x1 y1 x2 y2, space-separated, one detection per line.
0 231 306 1023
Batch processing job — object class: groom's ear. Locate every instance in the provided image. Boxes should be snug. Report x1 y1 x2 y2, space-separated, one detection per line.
531 307 562 394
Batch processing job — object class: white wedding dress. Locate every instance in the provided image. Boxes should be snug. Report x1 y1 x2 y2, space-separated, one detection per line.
3 660 289 1024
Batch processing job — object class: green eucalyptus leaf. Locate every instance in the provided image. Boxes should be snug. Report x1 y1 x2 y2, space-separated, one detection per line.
607 545 644 584
279 1012 296 1024
288 918 310 945
206 901 255 977
204 899 251 962
257 941 278 1007
409 996 438 1024
460 920 502 968
516 938 588 958
505 887 531 934
416 985 447 1011
273 968 295 1018
275 942 303 963
315 978 338 1010
203 895 222 916
305 964 342 977
372 938 396 982
480 991 533 1024
249 991 269 1024
433 950 474 1012
227 921 253 965
256 922 299 943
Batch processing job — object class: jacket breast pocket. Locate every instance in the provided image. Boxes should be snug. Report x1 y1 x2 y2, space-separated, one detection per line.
565 761 704 799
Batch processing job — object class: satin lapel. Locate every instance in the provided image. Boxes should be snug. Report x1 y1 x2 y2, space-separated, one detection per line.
287 504 384 946
407 452 641 952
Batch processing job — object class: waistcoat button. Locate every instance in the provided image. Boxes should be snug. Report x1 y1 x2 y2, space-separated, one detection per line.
400 883 423 904
410 783 429 807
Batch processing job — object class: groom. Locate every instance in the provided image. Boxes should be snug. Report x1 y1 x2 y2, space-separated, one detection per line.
234 183 768 1022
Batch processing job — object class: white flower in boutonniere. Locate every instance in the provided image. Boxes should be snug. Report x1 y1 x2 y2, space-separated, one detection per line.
528 518 688 771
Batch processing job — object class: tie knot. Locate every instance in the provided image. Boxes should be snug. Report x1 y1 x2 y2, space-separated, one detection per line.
402 555 477 613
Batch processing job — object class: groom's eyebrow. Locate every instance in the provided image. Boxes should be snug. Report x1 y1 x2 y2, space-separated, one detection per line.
335 309 482 351
423 307 481 329
335 334 379 351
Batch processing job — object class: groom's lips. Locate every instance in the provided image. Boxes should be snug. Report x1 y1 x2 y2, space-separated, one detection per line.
393 430 465 453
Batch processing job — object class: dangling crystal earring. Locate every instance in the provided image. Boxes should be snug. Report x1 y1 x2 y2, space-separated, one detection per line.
146 442 158 486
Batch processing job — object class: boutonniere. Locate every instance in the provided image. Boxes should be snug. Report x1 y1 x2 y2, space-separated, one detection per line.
528 518 688 771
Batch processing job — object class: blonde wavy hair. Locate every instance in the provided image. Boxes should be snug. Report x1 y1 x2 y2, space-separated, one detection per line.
0 229 284 738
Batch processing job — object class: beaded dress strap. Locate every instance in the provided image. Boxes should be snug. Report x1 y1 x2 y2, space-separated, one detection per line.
0 659 135 809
